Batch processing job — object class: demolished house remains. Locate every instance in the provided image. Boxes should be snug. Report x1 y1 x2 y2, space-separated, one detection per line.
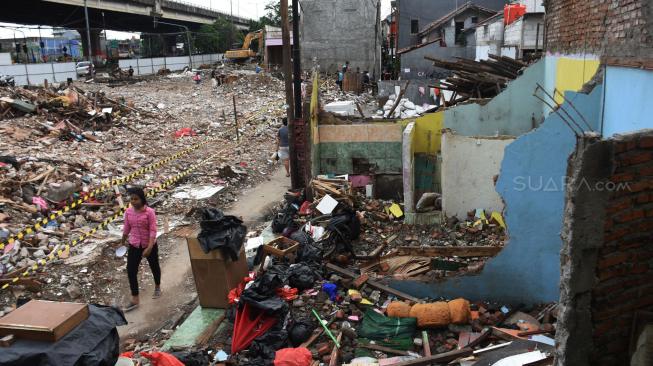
0 0 652 365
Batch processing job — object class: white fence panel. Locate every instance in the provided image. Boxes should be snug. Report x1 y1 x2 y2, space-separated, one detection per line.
0 62 77 86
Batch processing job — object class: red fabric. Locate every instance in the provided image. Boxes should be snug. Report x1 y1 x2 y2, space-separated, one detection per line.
273 348 313 366
228 276 254 304
504 4 526 25
276 286 298 301
232 303 277 353
174 128 198 138
298 201 312 215
139 352 184 366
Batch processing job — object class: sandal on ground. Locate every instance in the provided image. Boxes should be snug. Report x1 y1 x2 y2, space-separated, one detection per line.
124 302 139 312
152 288 162 299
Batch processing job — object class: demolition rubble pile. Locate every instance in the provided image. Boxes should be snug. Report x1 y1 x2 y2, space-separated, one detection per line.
0 69 287 308
378 92 437 119
427 54 526 106
117 179 552 365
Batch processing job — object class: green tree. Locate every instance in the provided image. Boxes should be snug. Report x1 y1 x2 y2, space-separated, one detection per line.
193 16 242 54
248 0 292 31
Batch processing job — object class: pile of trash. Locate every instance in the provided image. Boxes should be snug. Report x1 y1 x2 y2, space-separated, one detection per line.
169 183 554 366
0 84 149 131
0 68 288 309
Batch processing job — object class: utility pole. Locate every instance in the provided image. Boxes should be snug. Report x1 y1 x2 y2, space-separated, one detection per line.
292 0 301 119
83 0 93 63
281 0 298 188
102 12 109 62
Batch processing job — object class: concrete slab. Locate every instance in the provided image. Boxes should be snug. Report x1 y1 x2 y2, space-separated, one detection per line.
404 212 442 225
162 306 225 351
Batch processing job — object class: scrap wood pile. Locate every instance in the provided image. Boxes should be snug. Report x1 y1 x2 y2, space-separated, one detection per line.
304 176 506 279
310 177 356 207
205 186 554 366
426 54 526 104
0 84 151 137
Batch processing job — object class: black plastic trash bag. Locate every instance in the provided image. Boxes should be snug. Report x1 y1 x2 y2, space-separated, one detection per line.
296 241 322 265
288 263 319 290
170 351 211 366
241 330 289 366
272 206 296 233
288 318 315 347
240 264 289 315
197 208 246 260
0 304 127 366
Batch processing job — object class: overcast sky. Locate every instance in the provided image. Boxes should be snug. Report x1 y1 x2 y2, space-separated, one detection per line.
0 0 392 40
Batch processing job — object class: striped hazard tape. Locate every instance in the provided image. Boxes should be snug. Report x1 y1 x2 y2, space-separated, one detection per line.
1 150 221 291
0 99 281 251
0 137 217 250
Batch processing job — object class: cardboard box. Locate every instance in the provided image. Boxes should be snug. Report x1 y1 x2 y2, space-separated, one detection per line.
0 300 89 342
187 231 248 308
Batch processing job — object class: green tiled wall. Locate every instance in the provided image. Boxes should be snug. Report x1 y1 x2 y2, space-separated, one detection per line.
319 142 402 174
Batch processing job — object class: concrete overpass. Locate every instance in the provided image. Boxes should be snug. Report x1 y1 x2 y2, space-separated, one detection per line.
1 0 253 60
0 0 252 33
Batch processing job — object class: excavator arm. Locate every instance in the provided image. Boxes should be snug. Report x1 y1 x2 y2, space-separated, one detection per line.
226 30 263 61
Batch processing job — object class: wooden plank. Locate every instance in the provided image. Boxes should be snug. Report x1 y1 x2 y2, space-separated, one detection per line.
422 330 431 357
360 343 409 356
395 246 502 258
0 301 88 342
326 263 422 303
0 334 15 347
385 81 410 118
195 314 225 346
300 328 324 348
328 332 343 366
386 348 473 365
466 328 491 348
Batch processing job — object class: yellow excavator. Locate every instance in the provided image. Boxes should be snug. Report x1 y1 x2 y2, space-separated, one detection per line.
225 30 263 61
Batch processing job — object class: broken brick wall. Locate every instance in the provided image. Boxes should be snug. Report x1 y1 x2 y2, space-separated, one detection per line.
592 132 653 365
556 131 653 366
544 0 653 60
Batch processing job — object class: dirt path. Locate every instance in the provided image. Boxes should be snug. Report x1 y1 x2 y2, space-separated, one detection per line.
118 167 290 339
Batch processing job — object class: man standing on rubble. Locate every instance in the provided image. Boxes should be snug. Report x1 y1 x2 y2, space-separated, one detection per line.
121 187 162 311
277 118 290 177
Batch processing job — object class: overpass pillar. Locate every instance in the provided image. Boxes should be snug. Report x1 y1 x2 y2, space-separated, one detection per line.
79 29 104 63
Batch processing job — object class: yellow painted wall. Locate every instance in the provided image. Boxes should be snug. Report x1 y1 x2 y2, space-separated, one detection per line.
310 72 320 144
411 111 443 155
554 58 600 103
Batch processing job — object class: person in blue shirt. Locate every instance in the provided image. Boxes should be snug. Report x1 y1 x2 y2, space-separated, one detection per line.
276 118 290 177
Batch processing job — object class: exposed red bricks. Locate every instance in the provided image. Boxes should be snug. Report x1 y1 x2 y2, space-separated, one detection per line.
591 133 653 364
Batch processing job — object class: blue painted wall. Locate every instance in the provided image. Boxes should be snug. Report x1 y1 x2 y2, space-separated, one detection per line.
391 85 603 304
602 66 653 137
443 59 546 137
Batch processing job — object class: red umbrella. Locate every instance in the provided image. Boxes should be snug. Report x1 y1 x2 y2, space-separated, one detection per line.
231 303 278 353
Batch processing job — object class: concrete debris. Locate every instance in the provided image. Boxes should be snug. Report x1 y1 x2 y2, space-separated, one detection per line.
0 64 286 309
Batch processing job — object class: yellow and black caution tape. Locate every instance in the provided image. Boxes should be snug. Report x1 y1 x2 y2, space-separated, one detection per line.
0 137 219 250
0 99 282 250
1 150 221 291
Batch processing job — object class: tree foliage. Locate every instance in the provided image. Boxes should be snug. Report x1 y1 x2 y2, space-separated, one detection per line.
193 16 242 54
248 0 292 32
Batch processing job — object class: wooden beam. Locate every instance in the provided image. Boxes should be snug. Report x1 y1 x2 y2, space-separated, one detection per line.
394 246 502 258
326 263 422 303
386 348 473 365
360 343 409 356
328 332 343 366
195 314 225 346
